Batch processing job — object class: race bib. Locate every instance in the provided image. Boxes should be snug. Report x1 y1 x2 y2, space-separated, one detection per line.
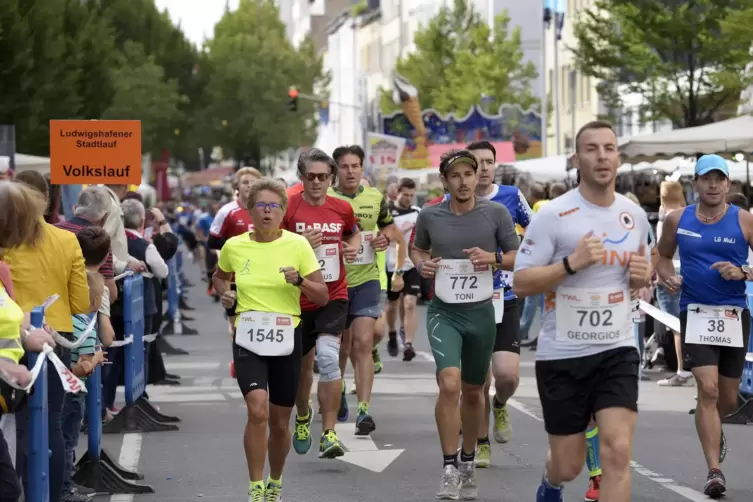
235 311 295 356
555 287 632 344
685 304 744 348
353 231 376 265
500 270 514 289
315 244 340 282
493 289 504 323
435 259 493 304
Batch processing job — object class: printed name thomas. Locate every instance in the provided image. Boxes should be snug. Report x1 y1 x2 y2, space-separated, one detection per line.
62 165 131 177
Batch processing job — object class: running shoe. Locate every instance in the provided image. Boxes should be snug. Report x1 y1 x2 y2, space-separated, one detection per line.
719 429 727 463
703 468 726 499
584 475 600 502
474 443 491 468
319 430 345 459
492 402 511 443
265 480 282 502
436 464 462 500
458 460 478 500
372 347 383 374
292 404 313 454
248 482 265 502
60 491 91 502
403 342 416 361
399 326 406 345
657 374 693 387
387 332 399 357
355 402 376 435
337 381 349 422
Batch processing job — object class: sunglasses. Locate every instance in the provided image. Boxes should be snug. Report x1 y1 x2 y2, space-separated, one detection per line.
254 202 282 211
301 173 332 182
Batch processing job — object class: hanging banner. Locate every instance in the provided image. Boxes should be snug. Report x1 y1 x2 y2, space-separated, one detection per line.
365 132 406 179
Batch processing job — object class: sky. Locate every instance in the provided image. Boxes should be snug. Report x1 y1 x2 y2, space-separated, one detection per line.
155 0 240 47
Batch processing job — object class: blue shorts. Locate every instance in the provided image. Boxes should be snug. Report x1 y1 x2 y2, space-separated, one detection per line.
347 280 382 326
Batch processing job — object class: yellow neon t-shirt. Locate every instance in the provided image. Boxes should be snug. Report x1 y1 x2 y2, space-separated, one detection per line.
218 230 321 326
532 199 550 213
0 285 24 364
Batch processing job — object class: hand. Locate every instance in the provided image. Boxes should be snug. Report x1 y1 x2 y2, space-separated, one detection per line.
342 241 358 263
127 259 147 273
462 247 495 266
151 207 165 223
568 232 604 271
419 257 442 279
280 267 302 285
220 290 236 309
628 245 651 286
92 351 108 366
660 275 683 294
711 261 746 281
24 327 56 352
371 232 389 252
390 273 404 292
2 363 32 387
302 228 323 249
78 360 94 376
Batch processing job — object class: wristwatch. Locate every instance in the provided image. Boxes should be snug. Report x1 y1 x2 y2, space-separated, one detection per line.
395 270 405 276
742 265 752 279
294 272 304 286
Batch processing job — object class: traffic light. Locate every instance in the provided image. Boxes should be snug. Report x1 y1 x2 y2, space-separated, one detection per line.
288 86 298 112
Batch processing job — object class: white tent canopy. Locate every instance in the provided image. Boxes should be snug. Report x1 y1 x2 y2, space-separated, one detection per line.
511 155 693 183
619 115 753 158
14 153 50 173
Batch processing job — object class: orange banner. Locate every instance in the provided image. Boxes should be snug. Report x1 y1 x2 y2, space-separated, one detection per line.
49 120 142 185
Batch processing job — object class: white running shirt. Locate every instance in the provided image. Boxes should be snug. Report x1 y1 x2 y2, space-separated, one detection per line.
515 189 650 361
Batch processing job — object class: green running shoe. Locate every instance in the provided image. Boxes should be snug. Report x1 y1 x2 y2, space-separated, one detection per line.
372 347 383 374
319 430 345 459
264 479 282 502
248 481 264 502
292 405 313 454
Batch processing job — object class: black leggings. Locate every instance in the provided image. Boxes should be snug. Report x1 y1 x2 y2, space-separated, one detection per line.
0 426 22 501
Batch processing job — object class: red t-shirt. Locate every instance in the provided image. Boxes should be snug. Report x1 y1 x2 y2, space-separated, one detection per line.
282 193 357 312
287 183 304 197
209 200 253 240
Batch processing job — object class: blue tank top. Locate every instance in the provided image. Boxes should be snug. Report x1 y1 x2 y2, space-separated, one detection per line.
677 204 748 310
444 184 531 300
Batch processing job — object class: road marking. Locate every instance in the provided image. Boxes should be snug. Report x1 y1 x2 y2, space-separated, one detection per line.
164 361 221 371
110 433 142 502
506 400 709 501
338 427 404 472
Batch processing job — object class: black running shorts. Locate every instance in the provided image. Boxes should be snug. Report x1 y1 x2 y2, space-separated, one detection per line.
300 299 348 355
494 299 521 354
680 308 750 379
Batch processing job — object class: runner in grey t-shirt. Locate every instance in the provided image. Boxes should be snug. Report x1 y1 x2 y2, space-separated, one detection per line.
410 150 518 500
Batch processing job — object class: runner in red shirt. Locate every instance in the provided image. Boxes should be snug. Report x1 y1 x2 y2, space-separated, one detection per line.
281 148 361 460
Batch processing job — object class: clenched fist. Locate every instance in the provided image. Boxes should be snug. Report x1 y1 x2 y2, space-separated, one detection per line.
567 232 604 272
418 257 442 279
280 267 303 285
629 245 651 287
221 290 237 309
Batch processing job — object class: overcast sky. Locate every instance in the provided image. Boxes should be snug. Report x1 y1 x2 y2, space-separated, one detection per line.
155 0 240 47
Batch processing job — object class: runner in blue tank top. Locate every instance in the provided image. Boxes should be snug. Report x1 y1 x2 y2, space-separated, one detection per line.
657 154 753 499
443 141 531 468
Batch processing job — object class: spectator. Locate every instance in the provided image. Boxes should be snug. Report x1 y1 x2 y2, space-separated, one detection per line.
726 192 748 209
519 184 552 341
0 181 57 502
100 184 146 275
549 182 568 199
123 191 143 202
528 183 549 213
76 227 115 348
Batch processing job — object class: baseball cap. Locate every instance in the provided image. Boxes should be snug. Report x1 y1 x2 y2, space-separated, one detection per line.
695 154 729 177
439 149 478 175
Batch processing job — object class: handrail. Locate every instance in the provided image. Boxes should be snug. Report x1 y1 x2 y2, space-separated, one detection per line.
0 343 86 394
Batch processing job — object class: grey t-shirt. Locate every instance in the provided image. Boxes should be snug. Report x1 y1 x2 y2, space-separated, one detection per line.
413 198 519 308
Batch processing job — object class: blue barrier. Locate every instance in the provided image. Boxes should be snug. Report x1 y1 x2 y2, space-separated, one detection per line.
739 292 753 396
166 257 178 320
26 307 49 502
123 274 146 405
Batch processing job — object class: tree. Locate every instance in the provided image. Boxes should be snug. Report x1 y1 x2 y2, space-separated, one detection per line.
570 0 753 128
202 0 329 167
378 0 538 116
102 41 184 155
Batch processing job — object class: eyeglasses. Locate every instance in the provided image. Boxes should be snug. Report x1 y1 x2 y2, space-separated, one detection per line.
302 173 331 182
254 202 282 211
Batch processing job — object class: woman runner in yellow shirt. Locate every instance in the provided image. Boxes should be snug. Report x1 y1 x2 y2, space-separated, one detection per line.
212 178 328 502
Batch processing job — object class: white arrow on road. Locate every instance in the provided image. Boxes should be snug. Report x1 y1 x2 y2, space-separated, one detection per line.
337 428 404 473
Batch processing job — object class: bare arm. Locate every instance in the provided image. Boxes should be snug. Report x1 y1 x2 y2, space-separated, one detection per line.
298 269 329 306
410 246 432 272
212 268 232 297
656 210 680 282
513 261 569 298
382 223 406 271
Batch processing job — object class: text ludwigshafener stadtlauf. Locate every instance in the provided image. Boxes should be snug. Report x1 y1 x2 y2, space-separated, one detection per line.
59 129 134 148
62 165 131 178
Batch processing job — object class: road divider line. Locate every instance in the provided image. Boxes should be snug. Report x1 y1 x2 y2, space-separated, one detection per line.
109 433 143 502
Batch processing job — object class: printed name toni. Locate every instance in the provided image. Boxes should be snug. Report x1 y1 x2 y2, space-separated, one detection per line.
62 165 131 178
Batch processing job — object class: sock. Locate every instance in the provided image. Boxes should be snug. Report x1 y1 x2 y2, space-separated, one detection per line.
357 401 369 414
536 470 564 502
249 480 264 492
322 429 333 436
477 436 490 446
388 330 397 339
297 407 310 421
585 426 602 477
443 453 458 467
460 450 475 463
266 475 281 486
493 395 505 408
341 379 346 393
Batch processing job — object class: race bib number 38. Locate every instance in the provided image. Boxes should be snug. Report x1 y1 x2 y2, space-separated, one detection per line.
435 259 493 304
555 287 631 344
353 230 376 265
686 304 744 348
236 311 295 356
315 243 340 282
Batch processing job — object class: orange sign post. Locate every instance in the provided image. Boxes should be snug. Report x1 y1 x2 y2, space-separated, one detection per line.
49 120 142 185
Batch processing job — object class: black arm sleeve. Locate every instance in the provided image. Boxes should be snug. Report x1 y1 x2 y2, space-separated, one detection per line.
207 234 227 251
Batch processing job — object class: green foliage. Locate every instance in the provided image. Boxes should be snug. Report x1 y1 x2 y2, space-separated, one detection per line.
202 0 329 166
570 0 753 128
378 0 538 116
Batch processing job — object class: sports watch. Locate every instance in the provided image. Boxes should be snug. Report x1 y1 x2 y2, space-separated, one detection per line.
395 270 405 276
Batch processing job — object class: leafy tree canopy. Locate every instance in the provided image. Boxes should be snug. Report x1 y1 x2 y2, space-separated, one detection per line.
379 0 538 116
570 0 753 128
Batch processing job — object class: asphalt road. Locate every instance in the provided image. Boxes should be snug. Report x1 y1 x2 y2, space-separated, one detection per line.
91 261 753 502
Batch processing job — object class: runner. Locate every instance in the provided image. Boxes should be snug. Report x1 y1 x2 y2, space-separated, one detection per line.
282 149 361 459
411 149 519 500
457 141 532 467
656 154 753 499
196 202 220 298
329 145 407 432
384 177 421 361
513 121 651 502
212 178 329 502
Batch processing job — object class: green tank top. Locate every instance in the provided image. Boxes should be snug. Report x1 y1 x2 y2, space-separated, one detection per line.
329 185 394 287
